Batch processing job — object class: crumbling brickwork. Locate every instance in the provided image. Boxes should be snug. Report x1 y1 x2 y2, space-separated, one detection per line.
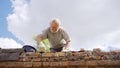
0 48 120 68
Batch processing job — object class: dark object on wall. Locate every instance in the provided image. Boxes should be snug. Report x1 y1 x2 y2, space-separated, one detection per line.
23 45 36 52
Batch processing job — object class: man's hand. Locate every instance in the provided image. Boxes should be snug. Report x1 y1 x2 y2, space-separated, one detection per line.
64 41 70 50
35 34 42 45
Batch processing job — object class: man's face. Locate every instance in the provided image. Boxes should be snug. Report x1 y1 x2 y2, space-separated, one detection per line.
50 21 59 33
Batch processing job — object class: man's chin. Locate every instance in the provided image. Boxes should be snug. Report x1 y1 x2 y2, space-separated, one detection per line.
50 29 59 33
52 31 57 33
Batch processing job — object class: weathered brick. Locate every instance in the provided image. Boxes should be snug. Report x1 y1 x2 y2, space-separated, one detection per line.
69 61 79 66
16 62 23 68
61 61 69 66
79 52 87 57
79 48 85 52
68 56 78 61
70 52 79 56
55 52 66 57
59 57 67 61
32 57 41 61
87 61 97 66
33 62 41 67
96 60 106 65
85 56 91 60
88 66 96 68
79 67 89 68
93 48 101 52
70 66 79 68
79 60 86 66
0 62 6 67
106 60 120 66
106 66 120 68
42 57 49 62
43 62 50 66
19 57 32 62
100 52 107 55
28 52 40 57
114 60 120 65
23 62 32 67
54 57 60 61
0 49 120 68
6 62 15 67
50 57 55 62
50 62 60 66
95 66 106 68
95 56 101 60
42 52 54 57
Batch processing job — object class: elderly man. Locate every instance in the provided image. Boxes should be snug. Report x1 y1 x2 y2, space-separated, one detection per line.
37 18 71 52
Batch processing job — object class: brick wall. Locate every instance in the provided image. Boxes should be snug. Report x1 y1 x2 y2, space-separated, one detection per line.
0 48 120 68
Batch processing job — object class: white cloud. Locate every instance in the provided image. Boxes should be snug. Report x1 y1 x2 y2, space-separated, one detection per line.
0 38 23 49
7 0 120 51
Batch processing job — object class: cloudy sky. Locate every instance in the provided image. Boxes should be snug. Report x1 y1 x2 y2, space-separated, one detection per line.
1 0 120 51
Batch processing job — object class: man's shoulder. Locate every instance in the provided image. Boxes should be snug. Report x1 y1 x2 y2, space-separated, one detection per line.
59 27 66 32
43 27 50 32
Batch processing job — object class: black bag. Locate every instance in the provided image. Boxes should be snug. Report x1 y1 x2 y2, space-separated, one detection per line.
23 45 36 52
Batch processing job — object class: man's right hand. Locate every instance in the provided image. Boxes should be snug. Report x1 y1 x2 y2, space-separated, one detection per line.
35 34 42 45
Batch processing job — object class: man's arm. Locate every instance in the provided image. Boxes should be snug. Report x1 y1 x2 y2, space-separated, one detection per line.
61 28 71 50
35 28 49 45
65 41 70 50
35 34 42 45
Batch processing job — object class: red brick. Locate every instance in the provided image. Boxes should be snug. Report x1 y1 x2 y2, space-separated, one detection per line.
20 52 40 58
56 52 66 57
93 48 101 52
42 52 54 57
33 62 41 67
1 51 120 68
97 60 106 65
69 61 79 66
95 67 105 68
80 48 85 52
114 60 120 65
43 62 50 66
50 57 55 62
79 60 86 66
42 58 49 62
50 62 60 66
61 61 69 66
29 52 40 57
87 61 97 66
96 56 101 60
32 57 41 61
0 62 6 67
79 52 87 56
60 57 67 61
106 60 120 66
6 62 15 67
98 52 107 56
16 62 23 68
85 56 91 60
19 57 32 62
70 67 79 68
23 62 32 67
71 52 79 56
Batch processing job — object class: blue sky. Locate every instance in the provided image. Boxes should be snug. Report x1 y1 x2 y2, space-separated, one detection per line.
0 0 24 45
0 0 120 51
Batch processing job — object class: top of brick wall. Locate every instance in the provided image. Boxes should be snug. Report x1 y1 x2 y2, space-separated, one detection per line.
0 48 120 68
